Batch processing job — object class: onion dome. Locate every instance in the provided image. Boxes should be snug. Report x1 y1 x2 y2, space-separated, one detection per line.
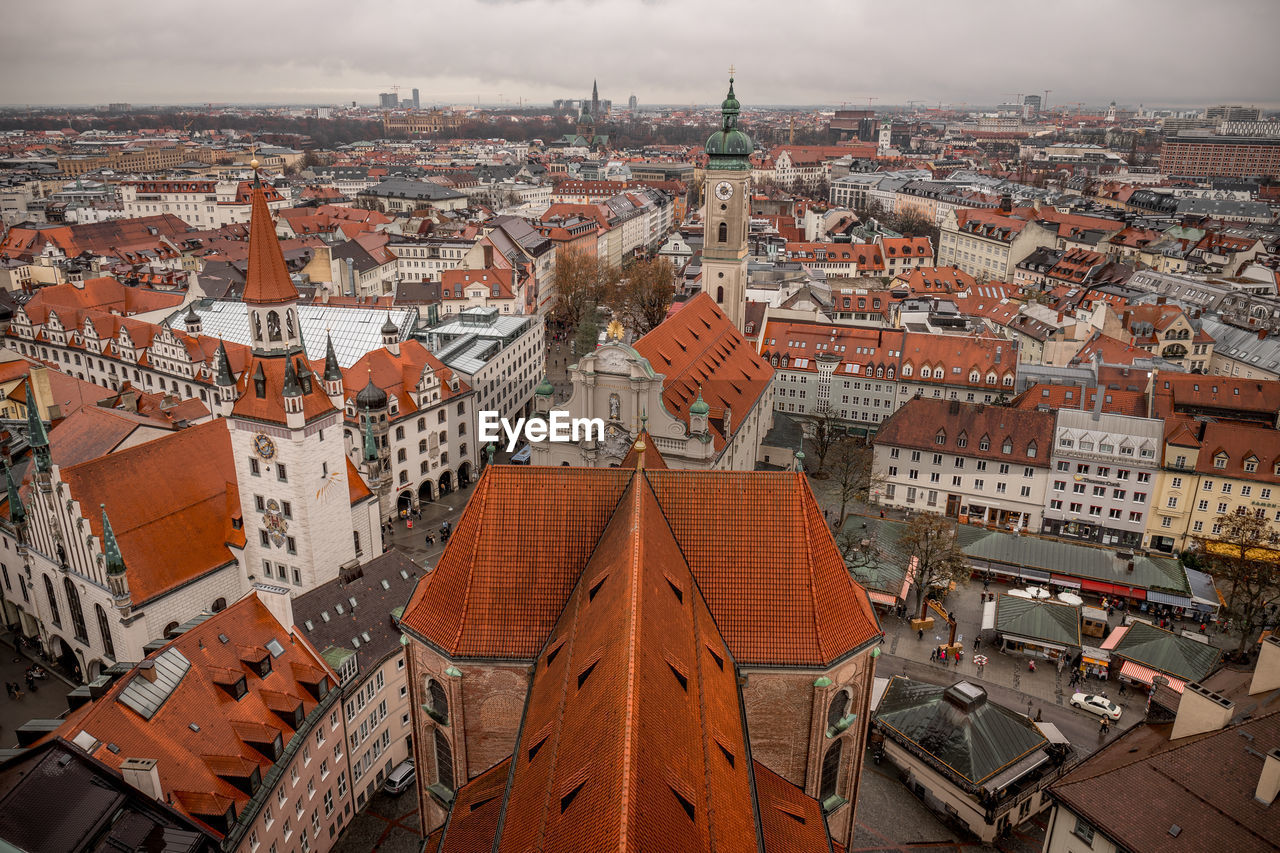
356 374 388 410
535 374 554 397
690 386 710 416
704 76 753 165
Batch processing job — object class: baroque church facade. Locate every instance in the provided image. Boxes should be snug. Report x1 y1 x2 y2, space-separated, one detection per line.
3 173 385 680
531 79 773 471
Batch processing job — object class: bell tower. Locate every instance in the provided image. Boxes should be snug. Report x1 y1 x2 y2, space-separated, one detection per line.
702 72 753 333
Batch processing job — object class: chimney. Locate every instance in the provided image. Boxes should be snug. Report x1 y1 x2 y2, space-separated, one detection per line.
999 194 1012 213
135 659 158 683
1093 385 1104 419
1250 635 1280 696
1257 748 1280 806
1260 329 1269 341
253 582 295 631
120 758 163 801
121 390 138 412
1170 682 1235 740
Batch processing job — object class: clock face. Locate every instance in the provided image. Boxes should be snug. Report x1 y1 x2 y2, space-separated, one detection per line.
254 434 276 460
714 181 734 201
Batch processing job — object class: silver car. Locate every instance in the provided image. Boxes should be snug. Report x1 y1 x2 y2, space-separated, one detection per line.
383 759 416 795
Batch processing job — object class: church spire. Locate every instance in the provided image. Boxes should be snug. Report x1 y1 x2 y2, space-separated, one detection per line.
323 332 342 383
214 341 235 386
243 179 297 307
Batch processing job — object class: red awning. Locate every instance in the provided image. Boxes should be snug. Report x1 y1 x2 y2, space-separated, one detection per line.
1079 579 1147 600
1118 659 1186 693
867 591 898 607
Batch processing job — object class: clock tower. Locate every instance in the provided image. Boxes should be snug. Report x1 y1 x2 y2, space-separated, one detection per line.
702 74 753 333
230 163 361 593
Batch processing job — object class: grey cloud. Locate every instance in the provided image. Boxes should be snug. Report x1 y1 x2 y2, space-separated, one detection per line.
1 0 1277 108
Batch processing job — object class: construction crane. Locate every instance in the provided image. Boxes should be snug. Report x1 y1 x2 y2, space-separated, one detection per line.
854 96 880 110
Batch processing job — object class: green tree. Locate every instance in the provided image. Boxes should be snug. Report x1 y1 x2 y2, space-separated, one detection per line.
1195 513 1280 654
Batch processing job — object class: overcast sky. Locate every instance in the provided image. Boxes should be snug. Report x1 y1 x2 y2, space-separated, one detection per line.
2 0 1277 110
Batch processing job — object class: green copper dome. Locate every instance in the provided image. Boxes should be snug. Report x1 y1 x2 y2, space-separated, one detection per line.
690 387 710 416
535 374 555 397
705 76 753 168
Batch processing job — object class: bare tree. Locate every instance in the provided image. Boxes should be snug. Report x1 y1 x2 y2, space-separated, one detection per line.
836 526 879 588
1195 512 1280 655
611 257 675 335
551 246 607 331
901 513 969 615
806 409 842 473
826 438 883 527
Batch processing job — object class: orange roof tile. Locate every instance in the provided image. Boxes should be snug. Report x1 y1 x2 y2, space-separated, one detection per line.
632 293 773 452
241 182 299 306
58 419 240 605
49 594 335 838
401 464 880 667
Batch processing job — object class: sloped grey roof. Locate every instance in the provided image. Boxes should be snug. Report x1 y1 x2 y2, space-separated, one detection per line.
995 595 1082 647
1110 620 1221 682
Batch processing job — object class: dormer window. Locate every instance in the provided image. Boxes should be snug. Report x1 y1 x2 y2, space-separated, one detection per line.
979 435 990 451
935 429 947 445
1002 438 1013 454
1244 456 1258 473
1214 453 1228 469
956 432 968 448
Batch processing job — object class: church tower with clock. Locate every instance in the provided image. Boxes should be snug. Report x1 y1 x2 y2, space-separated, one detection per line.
229 163 368 593
702 74 753 333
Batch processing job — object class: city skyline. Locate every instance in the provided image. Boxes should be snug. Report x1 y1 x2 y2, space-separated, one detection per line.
1 0 1277 109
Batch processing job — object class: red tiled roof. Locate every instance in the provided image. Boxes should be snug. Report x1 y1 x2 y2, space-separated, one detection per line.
876 397 1054 467
241 183 299 306
49 594 336 838
58 419 241 604
899 332 1017 390
21 277 185 317
632 292 773 452
1010 383 1147 418
400 464 880 667
231 355 335 426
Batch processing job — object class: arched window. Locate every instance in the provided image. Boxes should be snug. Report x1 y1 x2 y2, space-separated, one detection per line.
163 621 180 638
211 597 227 612
716 286 724 303
426 678 449 724
718 222 727 243
827 691 850 731
820 740 842 801
267 311 282 342
64 578 87 643
434 729 454 790
43 576 60 628
96 604 115 660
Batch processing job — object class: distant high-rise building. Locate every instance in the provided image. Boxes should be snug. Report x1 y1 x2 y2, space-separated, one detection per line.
107 102 131 113
628 93 638 112
412 88 420 109
379 92 398 109
1206 104 1261 123
1023 94 1041 117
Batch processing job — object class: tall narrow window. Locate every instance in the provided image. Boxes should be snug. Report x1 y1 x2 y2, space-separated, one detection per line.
718 221 727 243
426 679 449 724
43 576 60 628
96 604 115 659
64 578 87 643
820 740 842 801
827 691 850 731
434 730 454 790
716 285 724 303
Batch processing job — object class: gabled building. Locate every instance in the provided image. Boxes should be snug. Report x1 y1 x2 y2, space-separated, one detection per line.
40 592 354 853
401 448 883 850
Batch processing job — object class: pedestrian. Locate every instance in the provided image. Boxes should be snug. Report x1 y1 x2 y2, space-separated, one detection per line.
1119 682 1128 698
953 650 960 666
918 629 924 641
940 648 947 662
1028 659 1036 673
1057 656 1064 674
1035 708 1043 722
974 636 981 651
24 672 35 692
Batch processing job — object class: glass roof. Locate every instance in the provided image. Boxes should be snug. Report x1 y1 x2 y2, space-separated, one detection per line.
171 300 418 368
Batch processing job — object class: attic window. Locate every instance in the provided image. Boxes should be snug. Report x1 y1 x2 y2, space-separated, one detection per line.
528 733 549 762
560 780 586 814
707 645 724 671
716 739 735 768
545 638 564 667
577 660 598 690
668 661 688 691
588 574 607 602
667 578 683 604
671 786 696 821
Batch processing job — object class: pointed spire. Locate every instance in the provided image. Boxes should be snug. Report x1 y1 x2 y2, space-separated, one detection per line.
5 465 25 528
25 380 50 473
242 178 298 306
101 505 126 576
323 333 342 382
282 357 302 397
214 342 235 386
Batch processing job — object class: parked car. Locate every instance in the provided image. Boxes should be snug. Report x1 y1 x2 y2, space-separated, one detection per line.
383 759 416 795
1070 692 1122 720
